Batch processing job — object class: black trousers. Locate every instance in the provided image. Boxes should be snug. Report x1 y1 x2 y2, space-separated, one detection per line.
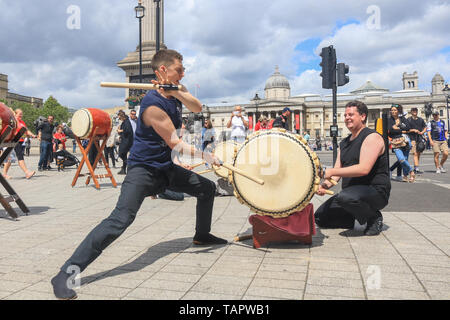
61 164 216 273
104 147 116 167
315 185 388 228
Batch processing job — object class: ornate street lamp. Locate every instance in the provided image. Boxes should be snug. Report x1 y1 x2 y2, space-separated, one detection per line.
135 1 145 85
443 84 450 147
252 93 261 118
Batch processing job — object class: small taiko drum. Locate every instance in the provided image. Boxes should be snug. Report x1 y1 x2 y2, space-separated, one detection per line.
212 141 240 179
71 108 112 139
0 102 17 142
231 129 321 218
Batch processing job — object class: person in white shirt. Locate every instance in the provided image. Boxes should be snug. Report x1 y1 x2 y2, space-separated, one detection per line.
226 106 248 143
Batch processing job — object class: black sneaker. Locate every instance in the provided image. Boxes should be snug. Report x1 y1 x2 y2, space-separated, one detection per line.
38 167 43 172
364 216 383 236
51 271 78 300
193 233 228 245
117 168 126 175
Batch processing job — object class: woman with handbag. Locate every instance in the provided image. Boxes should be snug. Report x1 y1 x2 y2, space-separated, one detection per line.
388 104 415 182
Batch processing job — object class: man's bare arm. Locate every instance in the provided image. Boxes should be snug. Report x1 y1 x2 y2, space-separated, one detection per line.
325 133 385 179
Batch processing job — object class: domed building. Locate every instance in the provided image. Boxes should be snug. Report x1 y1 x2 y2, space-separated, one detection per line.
264 66 291 100
184 71 448 143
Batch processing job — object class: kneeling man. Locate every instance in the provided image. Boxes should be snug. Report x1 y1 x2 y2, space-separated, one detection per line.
315 100 391 236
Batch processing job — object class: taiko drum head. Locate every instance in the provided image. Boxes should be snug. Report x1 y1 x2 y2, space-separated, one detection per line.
71 108 112 139
232 129 321 218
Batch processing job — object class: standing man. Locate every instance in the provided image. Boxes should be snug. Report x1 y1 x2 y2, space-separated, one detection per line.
272 107 291 130
37 115 55 171
407 107 427 173
129 109 138 135
227 106 248 143
427 110 448 173
51 49 225 300
315 100 390 236
117 110 133 175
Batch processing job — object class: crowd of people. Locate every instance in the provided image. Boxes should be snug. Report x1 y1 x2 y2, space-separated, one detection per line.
388 104 448 182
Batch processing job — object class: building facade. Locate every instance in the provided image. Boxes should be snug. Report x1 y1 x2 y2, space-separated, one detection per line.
0 73 43 108
186 69 448 141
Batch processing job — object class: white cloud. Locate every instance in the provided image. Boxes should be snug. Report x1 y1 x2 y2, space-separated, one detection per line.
0 0 448 109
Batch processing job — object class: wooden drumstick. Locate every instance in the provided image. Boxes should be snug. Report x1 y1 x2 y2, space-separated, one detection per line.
191 161 206 169
196 169 214 175
221 163 265 185
234 234 253 242
327 178 338 186
100 82 182 91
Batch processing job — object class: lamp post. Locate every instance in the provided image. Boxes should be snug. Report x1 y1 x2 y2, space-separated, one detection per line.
252 93 261 131
154 0 161 53
443 84 450 147
135 1 145 86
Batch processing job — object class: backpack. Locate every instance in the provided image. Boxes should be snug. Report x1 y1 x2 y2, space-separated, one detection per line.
416 136 426 153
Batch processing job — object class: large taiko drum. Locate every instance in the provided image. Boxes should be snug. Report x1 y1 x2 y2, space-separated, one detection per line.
0 102 17 142
71 108 112 139
212 141 240 178
231 129 321 218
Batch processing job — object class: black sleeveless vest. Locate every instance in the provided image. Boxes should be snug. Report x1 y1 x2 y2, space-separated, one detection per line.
339 127 391 199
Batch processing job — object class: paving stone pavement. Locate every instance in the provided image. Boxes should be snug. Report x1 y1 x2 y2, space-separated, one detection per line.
0 154 449 300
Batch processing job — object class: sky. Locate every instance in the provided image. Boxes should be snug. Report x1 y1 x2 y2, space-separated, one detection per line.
0 0 449 109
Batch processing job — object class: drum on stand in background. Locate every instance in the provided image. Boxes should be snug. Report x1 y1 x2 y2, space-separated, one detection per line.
71 108 112 139
231 129 321 218
212 141 240 179
0 102 17 142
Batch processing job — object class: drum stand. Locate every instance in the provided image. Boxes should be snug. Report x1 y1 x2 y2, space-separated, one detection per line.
234 204 316 249
71 127 117 190
0 126 30 220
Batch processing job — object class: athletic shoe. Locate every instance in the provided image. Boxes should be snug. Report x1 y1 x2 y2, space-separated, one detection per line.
414 168 423 174
436 168 441 174
439 166 446 173
51 271 77 300
364 216 383 236
193 233 228 245
402 176 409 182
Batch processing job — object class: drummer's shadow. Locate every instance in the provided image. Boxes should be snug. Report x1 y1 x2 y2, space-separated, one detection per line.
81 237 220 286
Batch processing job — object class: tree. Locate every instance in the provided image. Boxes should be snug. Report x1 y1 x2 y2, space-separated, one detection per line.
0 96 71 133
42 96 71 126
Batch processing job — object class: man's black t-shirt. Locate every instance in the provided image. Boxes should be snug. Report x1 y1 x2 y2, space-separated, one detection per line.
37 121 55 142
407 116 426 141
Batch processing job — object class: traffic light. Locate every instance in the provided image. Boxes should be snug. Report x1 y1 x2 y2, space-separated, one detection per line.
320 46 336 89
337 63 350 86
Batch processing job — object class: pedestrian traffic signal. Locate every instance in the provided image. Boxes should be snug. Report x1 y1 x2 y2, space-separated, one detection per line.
337 63 350 86
320 46 336 89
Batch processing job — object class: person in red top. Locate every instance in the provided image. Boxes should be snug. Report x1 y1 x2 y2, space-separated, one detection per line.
254 115 272 131
53 125 67 150
2 109 37 179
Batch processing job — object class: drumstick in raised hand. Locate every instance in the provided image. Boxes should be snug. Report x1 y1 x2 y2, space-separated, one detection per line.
100 82 182 91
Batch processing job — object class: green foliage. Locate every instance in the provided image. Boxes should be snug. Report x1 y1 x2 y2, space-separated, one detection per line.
0 95 71 134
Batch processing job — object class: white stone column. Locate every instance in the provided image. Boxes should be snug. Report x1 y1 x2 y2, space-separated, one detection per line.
142 0 164 45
